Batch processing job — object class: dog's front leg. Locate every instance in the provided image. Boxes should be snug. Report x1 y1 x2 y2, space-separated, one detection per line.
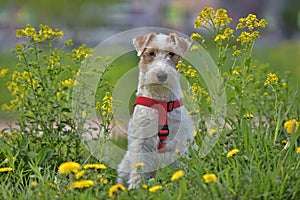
127 137 158 189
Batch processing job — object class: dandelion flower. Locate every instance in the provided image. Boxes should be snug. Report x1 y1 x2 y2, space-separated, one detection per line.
284 119 299 134
72 180 94 189
171 170 185 181
109 184 126 198
133 162 145 168
227 149 240 158
142 184 148 189
149 185 163 192
75 170 85 179
58 161 80 174
0 167 13 172
83 163 107 170
203 173 217 183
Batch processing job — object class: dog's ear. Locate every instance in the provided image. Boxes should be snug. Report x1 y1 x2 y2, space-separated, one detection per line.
168 33 191 57
133 33 156 56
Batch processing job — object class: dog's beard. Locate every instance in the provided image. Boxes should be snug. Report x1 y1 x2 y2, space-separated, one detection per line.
142 84 178 100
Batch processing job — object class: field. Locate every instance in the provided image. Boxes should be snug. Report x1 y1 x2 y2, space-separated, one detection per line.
1 8 300 200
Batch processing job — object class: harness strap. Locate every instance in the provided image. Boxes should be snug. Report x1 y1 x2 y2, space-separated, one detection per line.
133 96 183 153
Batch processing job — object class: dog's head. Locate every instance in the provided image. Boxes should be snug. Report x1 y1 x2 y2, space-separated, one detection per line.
133 33 191 99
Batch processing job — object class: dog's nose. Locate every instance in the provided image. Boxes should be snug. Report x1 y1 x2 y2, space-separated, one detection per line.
156 71 168 82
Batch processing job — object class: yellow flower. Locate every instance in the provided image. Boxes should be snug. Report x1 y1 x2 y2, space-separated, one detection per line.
194 7 232 30
133 162 145 168
171 170 184 181
61 78 75 87
109 184 126 198
190 44 199 51
0 167 13 172
209 128 218 137
215 28 234 42
193 130 197 136
149 185 163 192
236 31 260 45
58 161 80 174
142 184 148 189
83 163 107 170
297 147 300 154
72 180 94 189
190 33 202 40
203 173 217 183
284 119 299 134
81 110 87 118
244 113 254 120
31 181 38 187
75 170 85 179
264 73 279 86
282 82 287 87
227 149 240 158
98 175 109 184
0 69 9 77
232 70 239 75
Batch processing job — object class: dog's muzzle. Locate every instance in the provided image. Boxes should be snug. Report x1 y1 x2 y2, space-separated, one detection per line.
156 71 168 82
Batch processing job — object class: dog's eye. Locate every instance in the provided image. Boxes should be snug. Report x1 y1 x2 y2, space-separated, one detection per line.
168 52 175 58
149 51 156 57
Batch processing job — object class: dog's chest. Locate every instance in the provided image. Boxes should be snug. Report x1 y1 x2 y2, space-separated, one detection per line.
129 105 184 140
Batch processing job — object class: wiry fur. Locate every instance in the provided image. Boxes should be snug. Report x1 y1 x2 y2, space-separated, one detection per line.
117 33 194 189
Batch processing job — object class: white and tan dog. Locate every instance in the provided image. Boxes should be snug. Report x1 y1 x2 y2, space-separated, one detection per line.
117 33 194 189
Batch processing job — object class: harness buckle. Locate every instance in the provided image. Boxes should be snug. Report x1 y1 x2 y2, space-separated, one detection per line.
167 101 175 112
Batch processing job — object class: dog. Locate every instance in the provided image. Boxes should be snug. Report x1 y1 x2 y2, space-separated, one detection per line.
117 32 194 189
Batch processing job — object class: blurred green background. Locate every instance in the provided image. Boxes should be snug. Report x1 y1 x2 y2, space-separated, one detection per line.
0 0 299 120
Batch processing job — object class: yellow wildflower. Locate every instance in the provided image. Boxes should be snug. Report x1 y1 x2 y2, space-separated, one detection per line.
142 184 148 189
195 7 232 29
83 163 107 170
81 110 87 118
0 167 13 172
227 149 240 158
190 44 199 51
133 162 145 168
72 180 94 189
297 147 300 154
264 73 279 86
31 181 38 187
215 28 234 42
244 113 254 120
58 161 80 174
0 69 9 77
284 119 299 134
61 78 75 87
232 70 239 75
236 31 260 45
149 185 163 192
203 173 217 183
171 170 185 181
109 184 126 198
75 170 85 179
98 175 108 184
190 33 202 40
209 129 218 137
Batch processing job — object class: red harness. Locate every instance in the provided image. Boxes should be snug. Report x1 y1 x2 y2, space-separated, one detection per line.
133 96 183 153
